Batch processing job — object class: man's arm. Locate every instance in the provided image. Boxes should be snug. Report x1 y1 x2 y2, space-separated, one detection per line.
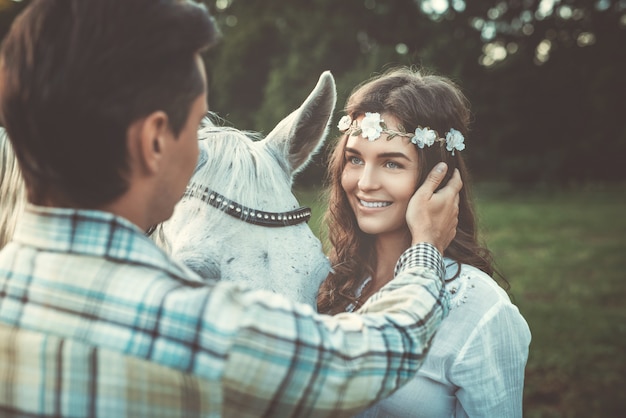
217 163 462 417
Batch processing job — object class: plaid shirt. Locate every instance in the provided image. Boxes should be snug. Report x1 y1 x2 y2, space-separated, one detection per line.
0 205 448 417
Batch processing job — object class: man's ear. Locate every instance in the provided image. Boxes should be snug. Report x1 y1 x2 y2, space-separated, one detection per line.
127 111 170 175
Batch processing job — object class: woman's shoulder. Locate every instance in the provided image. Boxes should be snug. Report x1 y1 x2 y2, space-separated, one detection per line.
437 261 530 354
443 260 525 324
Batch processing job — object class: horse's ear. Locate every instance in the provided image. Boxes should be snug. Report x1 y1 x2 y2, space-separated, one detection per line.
264 71 336 175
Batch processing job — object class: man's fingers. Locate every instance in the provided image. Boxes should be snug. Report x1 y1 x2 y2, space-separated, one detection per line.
449 168 463 193
436 168 463 197
420 162 448 196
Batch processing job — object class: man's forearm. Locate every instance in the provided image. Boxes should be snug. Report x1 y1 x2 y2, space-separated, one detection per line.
221 242 449 417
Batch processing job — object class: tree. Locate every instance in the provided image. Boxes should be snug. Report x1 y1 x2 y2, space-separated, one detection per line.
2 0 623 184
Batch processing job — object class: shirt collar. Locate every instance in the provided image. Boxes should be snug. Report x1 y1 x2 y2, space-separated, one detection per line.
13 205 202 283
443 257 460 280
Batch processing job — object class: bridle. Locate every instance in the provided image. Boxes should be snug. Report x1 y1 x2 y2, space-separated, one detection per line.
182 182 312 227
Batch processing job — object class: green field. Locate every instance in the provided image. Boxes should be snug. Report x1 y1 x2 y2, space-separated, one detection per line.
295 183 626 418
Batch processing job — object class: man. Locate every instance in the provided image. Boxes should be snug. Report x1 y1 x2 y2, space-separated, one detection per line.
0 1 462 417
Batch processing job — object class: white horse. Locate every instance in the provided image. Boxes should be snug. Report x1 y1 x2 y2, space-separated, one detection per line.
151 71 336 307
0 128 25 250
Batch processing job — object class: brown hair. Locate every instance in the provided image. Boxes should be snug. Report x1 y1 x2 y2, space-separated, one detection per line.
0 0 219 207
317 67 505 314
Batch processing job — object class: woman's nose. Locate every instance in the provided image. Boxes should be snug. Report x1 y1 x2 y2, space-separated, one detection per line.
358 165 380 191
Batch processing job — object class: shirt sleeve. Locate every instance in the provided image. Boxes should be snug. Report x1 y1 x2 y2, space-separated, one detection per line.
450 301 531 418
215 242 449 417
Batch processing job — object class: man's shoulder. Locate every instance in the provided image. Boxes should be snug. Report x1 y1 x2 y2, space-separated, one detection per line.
11 205 204 282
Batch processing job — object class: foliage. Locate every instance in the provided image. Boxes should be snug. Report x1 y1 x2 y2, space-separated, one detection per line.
0 0 626 186
201 0 626 186
0 0 624 184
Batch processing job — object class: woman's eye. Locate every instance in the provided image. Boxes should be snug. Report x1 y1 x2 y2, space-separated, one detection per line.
385 161 402 169
347 156 363 165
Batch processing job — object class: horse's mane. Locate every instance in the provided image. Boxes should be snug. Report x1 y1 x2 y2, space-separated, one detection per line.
152 118 300 263
0 128 26 249
193 118 294 210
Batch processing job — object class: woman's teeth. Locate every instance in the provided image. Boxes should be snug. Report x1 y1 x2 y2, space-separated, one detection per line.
360 200 391 208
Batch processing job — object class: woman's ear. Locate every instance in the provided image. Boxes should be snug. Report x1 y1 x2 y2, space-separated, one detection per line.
127 111 170 175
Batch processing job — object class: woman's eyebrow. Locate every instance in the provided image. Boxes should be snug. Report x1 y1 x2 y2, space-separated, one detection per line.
378 152 412 161
345 148 411 161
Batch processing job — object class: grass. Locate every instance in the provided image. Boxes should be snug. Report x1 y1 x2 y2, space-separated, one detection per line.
295 183 626 418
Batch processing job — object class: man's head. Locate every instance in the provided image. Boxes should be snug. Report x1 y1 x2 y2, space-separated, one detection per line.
0 0 219 210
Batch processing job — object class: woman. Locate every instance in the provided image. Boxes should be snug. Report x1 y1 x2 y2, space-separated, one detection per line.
318 67 531 417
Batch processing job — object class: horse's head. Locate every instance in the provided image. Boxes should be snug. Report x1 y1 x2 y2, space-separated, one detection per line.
153 71 336 308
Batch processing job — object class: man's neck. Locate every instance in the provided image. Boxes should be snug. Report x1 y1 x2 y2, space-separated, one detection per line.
99 185 156 232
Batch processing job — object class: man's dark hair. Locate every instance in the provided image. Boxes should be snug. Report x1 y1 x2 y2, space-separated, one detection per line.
0 0 220 206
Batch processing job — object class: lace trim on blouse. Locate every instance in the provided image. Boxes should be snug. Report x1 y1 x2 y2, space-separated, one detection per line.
345 277 373 313
345 263 476 313
446 270 476 307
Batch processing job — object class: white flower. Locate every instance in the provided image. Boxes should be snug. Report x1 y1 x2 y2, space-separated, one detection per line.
336 113 466 155
445 128 465 156
360 112 384 141
337 115 353 132
411 127 437 148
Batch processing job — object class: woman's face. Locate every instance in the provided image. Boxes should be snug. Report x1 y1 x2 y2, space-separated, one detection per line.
341 113 420 238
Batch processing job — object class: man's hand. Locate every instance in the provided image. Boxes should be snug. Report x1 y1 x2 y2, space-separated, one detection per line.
406 162 462 254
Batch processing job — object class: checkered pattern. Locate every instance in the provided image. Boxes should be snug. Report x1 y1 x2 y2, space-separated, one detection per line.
0 205 448 417
361 243 449 318
394 243 445 279
0 322 217 417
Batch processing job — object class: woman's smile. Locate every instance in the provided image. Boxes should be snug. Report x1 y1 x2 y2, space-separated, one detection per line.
358 198 392 209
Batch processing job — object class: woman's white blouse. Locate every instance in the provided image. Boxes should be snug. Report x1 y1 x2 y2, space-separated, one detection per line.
354 260 532 418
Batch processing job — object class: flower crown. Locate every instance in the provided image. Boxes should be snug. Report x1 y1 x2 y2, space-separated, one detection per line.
337 112 465 155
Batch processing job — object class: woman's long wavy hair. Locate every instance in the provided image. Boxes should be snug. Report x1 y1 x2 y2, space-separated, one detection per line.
317 67 506 315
